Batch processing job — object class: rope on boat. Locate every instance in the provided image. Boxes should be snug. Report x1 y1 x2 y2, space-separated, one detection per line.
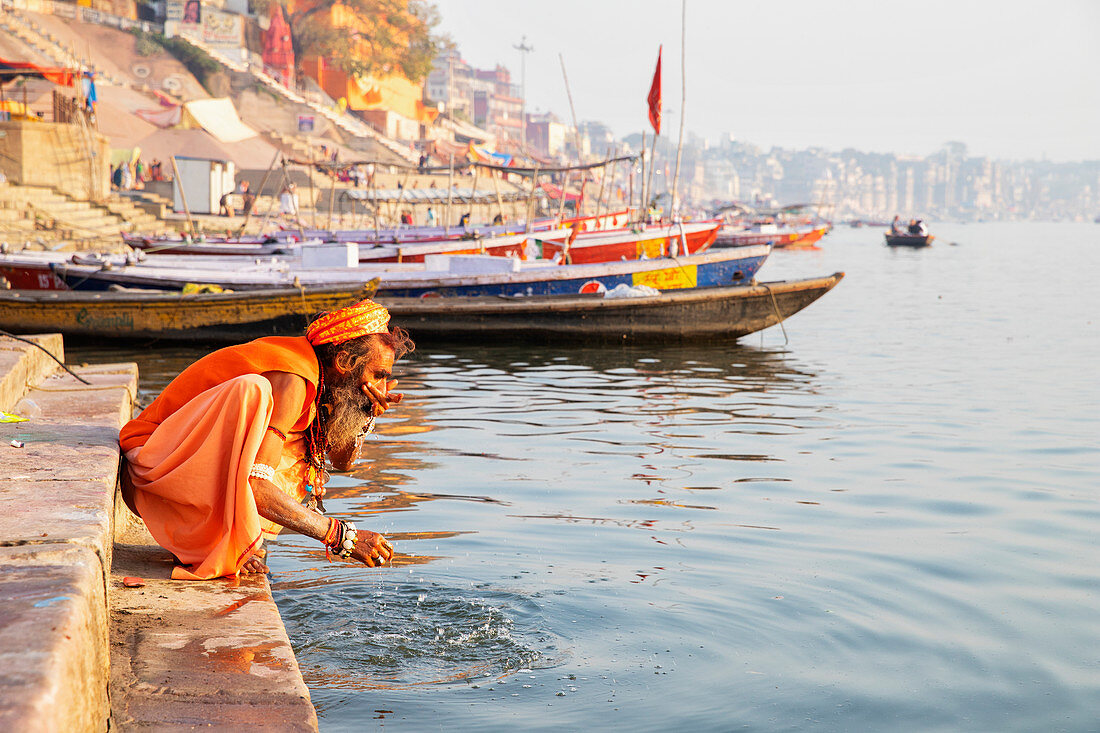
759 283 789 345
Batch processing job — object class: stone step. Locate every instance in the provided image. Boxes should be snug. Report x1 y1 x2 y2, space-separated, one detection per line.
0 333 62 412
109 521 319 730
0 349 137 732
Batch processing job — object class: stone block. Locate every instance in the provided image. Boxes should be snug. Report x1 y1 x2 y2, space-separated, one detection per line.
110 532 318 731
0 333 62 413
0 544 109 733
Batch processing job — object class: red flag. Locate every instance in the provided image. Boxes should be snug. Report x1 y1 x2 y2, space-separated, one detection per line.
647 46 662 135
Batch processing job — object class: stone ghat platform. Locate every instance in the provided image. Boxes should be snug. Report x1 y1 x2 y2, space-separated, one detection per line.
0 334 317 731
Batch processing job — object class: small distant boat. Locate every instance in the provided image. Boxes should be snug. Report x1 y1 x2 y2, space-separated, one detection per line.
885 232 934 248
714 222 830 249
0 273 844 343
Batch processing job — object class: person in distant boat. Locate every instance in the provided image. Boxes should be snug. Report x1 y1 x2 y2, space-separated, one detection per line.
890 215 902 234
907 219 920 234
459 211 471 227
914 219 928 236
118 300 411 580
425 207 437 226
492 212 504 225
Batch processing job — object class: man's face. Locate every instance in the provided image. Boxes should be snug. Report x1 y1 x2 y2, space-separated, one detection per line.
357 347 396 411
325 345 396 455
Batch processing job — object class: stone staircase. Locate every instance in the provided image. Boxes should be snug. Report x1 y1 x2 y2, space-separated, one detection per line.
0 10 122 86
0 184 161 250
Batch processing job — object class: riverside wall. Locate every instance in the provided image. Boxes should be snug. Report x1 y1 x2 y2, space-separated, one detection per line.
0 334 317 731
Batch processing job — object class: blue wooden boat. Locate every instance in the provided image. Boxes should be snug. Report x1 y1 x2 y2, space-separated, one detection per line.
44 246 772 298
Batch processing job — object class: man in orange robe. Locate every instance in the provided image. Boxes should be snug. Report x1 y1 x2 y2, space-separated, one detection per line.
118 300 411 580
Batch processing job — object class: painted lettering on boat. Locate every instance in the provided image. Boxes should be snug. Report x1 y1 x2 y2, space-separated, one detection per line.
75 308 134 330
633 265 697 290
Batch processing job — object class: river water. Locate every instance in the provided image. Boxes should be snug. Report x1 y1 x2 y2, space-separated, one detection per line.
73 223 1100 731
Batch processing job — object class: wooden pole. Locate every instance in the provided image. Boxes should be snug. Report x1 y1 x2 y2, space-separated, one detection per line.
604 152 621 224
391 168 412 227
469 163 480 226
326 165 338 231
169 155 196 238
638 131 647 225
558 54 586 165
491 167 505 223
237 149 280 237
524 163 539 233
645 132 659 222
593 149 612 228
444 154 455 231
555 170 570 224
511 174 520 223
628 161 634 218
307 149 318 229
371 165 380 237
670 0 687 219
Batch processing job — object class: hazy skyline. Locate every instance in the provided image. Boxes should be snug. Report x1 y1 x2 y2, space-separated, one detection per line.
433 0 1100 162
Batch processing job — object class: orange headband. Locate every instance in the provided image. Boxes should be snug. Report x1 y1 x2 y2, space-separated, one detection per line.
305 300 390 346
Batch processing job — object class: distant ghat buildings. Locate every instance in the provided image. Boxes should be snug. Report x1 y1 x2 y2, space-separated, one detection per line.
3 0 1093 220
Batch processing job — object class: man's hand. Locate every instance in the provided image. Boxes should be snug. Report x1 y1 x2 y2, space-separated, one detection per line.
363 378 403 417
349 530 394 568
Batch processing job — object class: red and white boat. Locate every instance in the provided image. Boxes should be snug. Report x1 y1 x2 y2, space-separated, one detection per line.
714 221 830 249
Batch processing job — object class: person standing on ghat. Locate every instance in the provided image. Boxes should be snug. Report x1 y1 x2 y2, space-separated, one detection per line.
118 300 412 579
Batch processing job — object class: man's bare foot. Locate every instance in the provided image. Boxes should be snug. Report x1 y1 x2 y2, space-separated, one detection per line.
241 555 269 574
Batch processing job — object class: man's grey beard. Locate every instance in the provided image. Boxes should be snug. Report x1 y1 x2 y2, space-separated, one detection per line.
324 374 374 458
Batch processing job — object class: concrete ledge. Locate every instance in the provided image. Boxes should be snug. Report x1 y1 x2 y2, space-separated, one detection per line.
0 544 109 733
1 335 318 730
110 521 318 731
0 336 136 732
0 362 138 572
0 333 63 412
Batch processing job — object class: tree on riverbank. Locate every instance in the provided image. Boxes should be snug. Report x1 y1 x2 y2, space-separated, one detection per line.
254 0 443 82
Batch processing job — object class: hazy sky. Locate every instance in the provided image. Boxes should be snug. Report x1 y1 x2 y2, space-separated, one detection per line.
432 0 1100 162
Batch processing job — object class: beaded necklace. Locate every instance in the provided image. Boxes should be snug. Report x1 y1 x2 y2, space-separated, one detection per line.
305 360 329 494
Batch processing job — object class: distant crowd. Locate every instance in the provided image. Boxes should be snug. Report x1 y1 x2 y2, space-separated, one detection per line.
110 158 169 191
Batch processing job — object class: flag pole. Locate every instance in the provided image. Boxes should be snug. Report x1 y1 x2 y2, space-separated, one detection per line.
644 46 662 224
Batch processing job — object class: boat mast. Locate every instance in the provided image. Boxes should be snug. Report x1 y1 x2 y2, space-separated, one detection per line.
559 53 586 220
670 0 687 220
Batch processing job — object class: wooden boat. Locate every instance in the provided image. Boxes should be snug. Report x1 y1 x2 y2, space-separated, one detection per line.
713 222 829 249
0 273 843 343
0 250 292 291
44 246 772 298
885 232 933 247
125 219 710 267
384 272 845 342
121 210 633 254
358 222 719 264
0 283 377 341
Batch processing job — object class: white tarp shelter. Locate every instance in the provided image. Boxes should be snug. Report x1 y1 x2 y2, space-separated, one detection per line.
180 98 256 143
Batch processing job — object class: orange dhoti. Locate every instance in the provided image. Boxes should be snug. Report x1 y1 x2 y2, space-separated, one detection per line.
124 374 306 580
